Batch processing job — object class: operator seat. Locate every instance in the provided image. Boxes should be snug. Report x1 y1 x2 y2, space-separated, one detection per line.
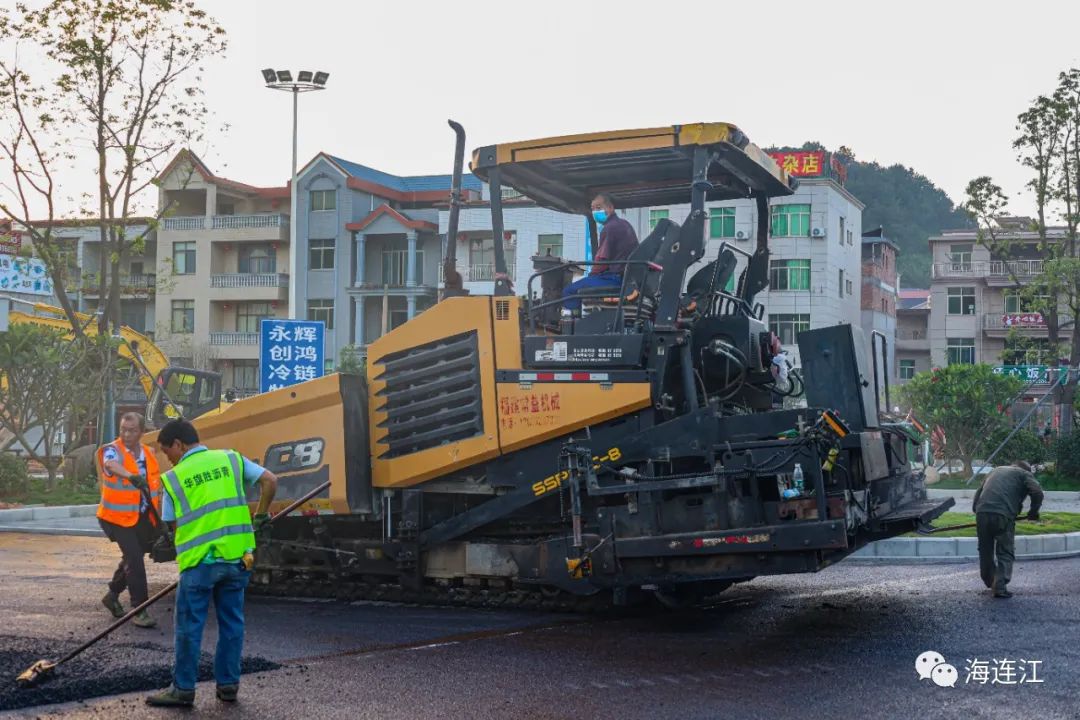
579 218 673 321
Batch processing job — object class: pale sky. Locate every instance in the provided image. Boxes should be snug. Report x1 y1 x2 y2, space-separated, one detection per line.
10 0 1080 219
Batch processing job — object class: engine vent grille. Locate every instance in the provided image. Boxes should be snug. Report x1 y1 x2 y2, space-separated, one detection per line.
373 331 483 459
495 300 511 321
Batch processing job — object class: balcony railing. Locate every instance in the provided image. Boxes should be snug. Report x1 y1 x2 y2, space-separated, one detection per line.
982 313 1072 330
896 329 927 340
468 263 517 282
81 273 156 294
209 332 259 346
932 259 1045 280
989 259 1044 277
210 273 289 288
931 261 987 279
161 214 289 231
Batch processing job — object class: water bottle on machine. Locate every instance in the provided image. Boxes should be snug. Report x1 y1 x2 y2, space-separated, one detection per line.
781 463 805 500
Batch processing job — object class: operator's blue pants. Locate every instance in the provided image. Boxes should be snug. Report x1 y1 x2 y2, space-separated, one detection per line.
173 560 250 691
562 272 623 311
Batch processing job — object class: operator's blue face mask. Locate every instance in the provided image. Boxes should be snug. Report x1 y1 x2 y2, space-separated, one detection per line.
592 209 608 224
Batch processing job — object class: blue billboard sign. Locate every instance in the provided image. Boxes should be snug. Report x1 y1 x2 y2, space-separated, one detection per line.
259 319 325 393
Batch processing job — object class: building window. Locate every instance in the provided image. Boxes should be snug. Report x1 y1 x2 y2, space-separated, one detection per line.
537 234 563 258
309 239 335 270
839 216 845 246
382 249 423 285
948 243 973 270
121 306 145 333
390 308 409 330
709 207 736 238
236 301 273 333
846 278 853 295
171 300 194 333
1004 291 1048 314
899 359 916 380
947 287 976 315
649 209 669 230
310 189 336 211
947 338 975 365
838 269 844 298
847 230 854 246
239 244 276 274
172 242 195 275
307 299 335 329
233 360 259 392
881 298 887 313
1003 338 1050 365
770 204 811 237
769 313 810 345
769 259 811 290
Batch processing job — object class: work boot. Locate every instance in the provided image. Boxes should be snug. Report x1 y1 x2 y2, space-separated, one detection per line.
101 591 125 619
145 685 195 707
131 609 157 628
993 589 1014 599
216 685 239 702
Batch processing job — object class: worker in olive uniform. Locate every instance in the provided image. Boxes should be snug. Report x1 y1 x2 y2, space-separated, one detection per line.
146 419 277 707
973 461 1044 598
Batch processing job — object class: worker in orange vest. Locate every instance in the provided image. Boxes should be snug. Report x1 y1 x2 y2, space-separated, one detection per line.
97 411 163 628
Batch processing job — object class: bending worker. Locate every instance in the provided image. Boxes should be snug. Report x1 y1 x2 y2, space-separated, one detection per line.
97 411 162 629
146 419 277 708
973 460 1044 599
562 192 639 315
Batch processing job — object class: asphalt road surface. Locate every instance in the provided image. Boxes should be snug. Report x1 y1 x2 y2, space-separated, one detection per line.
1 532 1078 719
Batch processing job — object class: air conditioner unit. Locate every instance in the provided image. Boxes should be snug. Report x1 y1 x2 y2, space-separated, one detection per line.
735 230 746 240
811 227 826 238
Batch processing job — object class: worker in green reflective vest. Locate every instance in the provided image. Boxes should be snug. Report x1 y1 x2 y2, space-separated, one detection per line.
146 419 278 708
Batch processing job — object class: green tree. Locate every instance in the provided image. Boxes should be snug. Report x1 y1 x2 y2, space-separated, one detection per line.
901 364 1024 475
0 323 121 485
963 68 1080 434
338 346 366 376
0 0 226 332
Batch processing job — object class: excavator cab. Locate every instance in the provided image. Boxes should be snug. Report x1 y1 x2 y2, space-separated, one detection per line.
147 367 221 428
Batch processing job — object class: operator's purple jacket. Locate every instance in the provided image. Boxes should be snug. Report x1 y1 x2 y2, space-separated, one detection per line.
591 213 638 275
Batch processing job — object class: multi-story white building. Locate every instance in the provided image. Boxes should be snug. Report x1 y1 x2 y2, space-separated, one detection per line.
625 176 865 368
153 150 290 396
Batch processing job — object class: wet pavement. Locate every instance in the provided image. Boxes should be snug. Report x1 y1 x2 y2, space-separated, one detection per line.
1 532 1078 719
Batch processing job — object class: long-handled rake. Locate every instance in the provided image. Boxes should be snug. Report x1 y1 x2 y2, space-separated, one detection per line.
15 479 330 688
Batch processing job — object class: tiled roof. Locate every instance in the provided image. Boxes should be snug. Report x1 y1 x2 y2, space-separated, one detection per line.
328 155 482 193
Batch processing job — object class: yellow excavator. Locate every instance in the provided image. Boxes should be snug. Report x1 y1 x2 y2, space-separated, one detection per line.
145 121 952 609
5 297 226 477
6 297 225 423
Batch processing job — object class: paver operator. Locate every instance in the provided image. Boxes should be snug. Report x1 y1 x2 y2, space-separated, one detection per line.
145 419 277 707
972 460 1044 599
97 412 162 629
562 192 639 314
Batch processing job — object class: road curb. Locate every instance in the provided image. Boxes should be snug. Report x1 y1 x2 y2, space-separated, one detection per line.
846 530 1080 564
0 504 103 537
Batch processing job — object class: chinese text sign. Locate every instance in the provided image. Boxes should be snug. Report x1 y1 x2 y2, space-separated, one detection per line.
259 319 325 393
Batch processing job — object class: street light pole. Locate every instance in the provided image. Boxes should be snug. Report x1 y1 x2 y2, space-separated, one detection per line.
262 69 329 319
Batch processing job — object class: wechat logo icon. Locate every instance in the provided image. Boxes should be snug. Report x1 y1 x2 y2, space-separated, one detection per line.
916 650 958 688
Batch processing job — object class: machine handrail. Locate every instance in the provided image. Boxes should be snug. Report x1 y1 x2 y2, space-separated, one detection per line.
524 258 662 333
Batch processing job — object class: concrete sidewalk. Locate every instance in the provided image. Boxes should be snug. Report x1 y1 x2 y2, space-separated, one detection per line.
0 504 102 536
926 487 1080 513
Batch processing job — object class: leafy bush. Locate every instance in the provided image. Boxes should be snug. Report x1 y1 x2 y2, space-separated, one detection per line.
1054 433 1080 481
0 454 31 499
985 427 1048 466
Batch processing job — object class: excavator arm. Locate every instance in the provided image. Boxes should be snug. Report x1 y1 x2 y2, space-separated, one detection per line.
4 298 223 426
8 302 167 399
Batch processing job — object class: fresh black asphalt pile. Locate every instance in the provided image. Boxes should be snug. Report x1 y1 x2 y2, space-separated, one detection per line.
0 635 280 711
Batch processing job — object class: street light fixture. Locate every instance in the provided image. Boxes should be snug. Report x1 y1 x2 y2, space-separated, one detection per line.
262 68 329 318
